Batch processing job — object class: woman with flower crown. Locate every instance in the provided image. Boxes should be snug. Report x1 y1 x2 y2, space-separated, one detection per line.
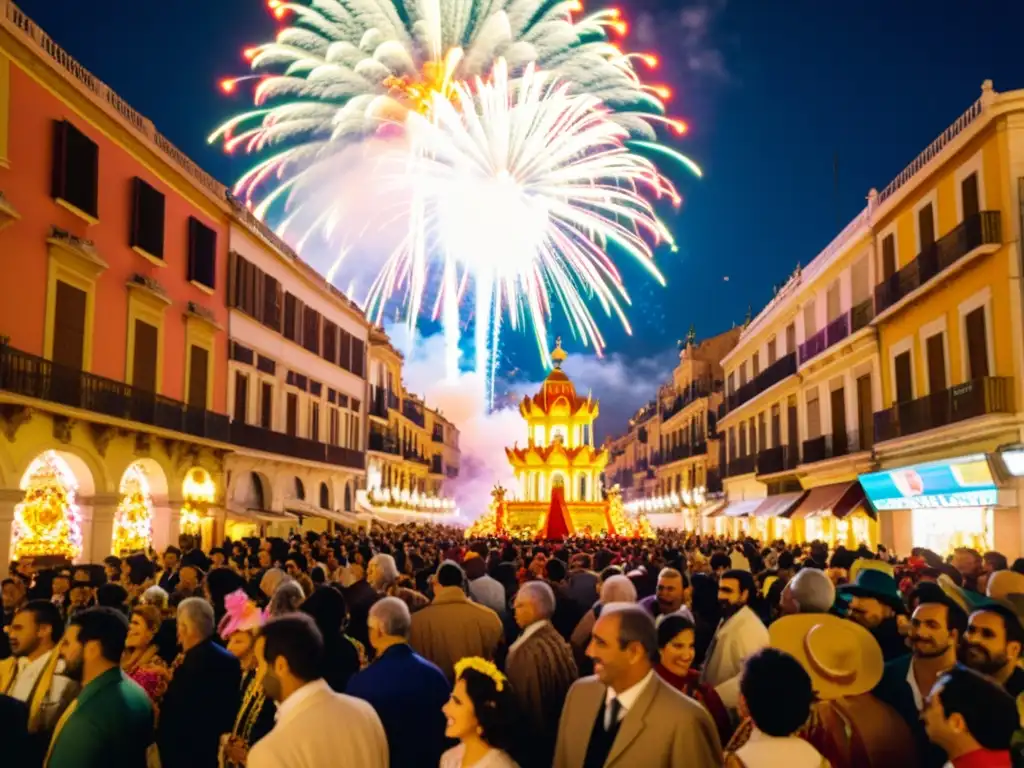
440 657 522 768
217 588 275 768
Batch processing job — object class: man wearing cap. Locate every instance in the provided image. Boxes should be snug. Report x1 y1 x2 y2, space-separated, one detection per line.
961 599 1024 698
837 568 909 662
874 592 967 768
727 612 917 766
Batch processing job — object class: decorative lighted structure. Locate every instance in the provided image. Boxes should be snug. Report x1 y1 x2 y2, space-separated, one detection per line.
112 463 154 556
475 340 652 538
11 451 82 562
181 467 216 543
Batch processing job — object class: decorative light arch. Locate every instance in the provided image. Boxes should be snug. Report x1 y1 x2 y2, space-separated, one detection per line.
12 451 83 562
181 467 216 536
113 462 154 555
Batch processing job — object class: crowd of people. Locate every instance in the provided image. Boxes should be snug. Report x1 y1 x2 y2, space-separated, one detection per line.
2 525 1023 767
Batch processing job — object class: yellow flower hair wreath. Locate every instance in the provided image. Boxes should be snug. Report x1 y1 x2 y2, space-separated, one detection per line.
455 657 506 692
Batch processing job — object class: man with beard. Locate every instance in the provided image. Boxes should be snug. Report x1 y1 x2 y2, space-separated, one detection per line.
0 599 77 751
837 569 909 662
249 613 388 768
960 602 1024 697
700 569 769 710
874 594 966 768
639 568 693 621
45 607 153 767
157 597 241 768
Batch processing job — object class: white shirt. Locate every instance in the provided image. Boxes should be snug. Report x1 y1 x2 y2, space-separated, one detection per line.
508 619 548 656
275 678 330 722
10 649 71 703
604 670 654 729
906 659 924 711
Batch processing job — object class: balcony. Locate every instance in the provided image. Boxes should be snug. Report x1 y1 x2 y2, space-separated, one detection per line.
402 445 430 465
402 400 425 428
368 428 401 455
637 427 648 444
851 298 874 333
430 455 443 475
799 313 851 367
724 454 757 478
368 388 388 420
874 377 1013 442
634 457 649 473
230 422 365 469
756 445 799 475
800 431 867 465
0 342 230 442
798 330 827 365
875 211 1002 316
707 469 723 494
662 384 712 422
431 427 444 443
649 451 662 466
726 353 797 414
387 390 400 411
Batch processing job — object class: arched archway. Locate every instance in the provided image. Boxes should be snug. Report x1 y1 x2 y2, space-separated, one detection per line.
344 483 352 512
319 482 330 510
294 477 305 501
247 472 266 511
13 450 93 562
113 461 158 555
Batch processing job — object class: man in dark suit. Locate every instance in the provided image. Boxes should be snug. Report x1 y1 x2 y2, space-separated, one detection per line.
347 597 450 768
157 597 241 768
157 547 182 594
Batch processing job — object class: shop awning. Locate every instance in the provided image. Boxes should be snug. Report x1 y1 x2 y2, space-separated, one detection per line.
751 491 806 518
787 482 869 519
700 501 727 517
226 503 297 524
712 499 763 518
860 454 1001 512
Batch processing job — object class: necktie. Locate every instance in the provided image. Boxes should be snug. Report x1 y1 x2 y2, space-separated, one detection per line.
605 696 621 731
43 698 78 766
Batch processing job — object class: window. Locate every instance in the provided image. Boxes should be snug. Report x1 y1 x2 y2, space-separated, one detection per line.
882 234 896 280
229 252 258 317
351 339 365 377
302 306 321 354
231 371 247 424
130 178 165 260
803 298 816 336
806 389 821 440
260 381 273 428
757 412 766 452
752 352 760 378
785 323 796 355
830 387 847 453
322 321 337 363
348 405 360 447
131 319 158 393
925 333 947 394
51 120 98 220
284 294 301 343
857 374 873 449
851 255 870 305
739 363 748 387
187 217 217 290
771 403 781 446
961 172 980 220
826 280 841 322
918 203 935 251
965 306 989 379
894 350 913 403
310 401 320 441
286 392 298 436
767 337 777 366
727 372 735 396
262 274 281 330
53 280 87 369
329 407 340 445
728 427 736 460
338 329 352 370
186 345 209 408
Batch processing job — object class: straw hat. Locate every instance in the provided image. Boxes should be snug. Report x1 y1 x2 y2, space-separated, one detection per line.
769 613 884 700
848 557 895 583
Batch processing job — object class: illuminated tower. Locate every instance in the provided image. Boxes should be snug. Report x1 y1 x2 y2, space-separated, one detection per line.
505 339 608 504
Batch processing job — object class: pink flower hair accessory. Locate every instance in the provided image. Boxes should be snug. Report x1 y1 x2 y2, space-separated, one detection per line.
218 588 267 639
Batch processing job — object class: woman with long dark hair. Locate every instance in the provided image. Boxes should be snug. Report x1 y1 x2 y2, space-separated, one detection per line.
440 657 520 767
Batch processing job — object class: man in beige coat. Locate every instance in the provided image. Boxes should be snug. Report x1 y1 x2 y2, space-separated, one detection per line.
248 614 388 768
554 603 722 768
409 561 503 681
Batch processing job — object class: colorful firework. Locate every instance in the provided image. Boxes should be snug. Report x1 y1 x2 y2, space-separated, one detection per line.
211 0 698 403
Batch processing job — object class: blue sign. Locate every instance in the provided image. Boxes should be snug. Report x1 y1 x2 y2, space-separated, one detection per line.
860 454 998 511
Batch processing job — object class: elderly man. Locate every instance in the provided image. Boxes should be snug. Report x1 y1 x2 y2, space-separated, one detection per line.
347 597 449 768
779 568 836 615
639 568 693 621
571 574 637 674
554 604 721 768
367 553 429 613
409 561 503 681
157 598 241 768
508 582 578 767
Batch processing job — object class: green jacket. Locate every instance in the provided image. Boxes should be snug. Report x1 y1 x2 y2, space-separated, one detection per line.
47 667 154 768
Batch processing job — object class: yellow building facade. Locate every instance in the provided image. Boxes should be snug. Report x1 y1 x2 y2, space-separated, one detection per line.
718 80 1024 558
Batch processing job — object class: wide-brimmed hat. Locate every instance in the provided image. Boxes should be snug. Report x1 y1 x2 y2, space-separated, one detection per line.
770 613 883 700
848 557 895 583
837 568 905 614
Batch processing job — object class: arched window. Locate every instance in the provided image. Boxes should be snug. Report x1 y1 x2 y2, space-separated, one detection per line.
344 484 352 511
250 473 265 510
295 477 305 500
319 482 330 510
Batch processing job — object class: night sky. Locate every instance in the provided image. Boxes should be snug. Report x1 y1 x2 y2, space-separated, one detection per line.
18 0 1024 386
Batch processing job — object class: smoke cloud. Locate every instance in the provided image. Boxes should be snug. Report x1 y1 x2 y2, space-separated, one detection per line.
389 323 678 519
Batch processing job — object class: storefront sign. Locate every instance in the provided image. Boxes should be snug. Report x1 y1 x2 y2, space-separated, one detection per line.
860 454 999 512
